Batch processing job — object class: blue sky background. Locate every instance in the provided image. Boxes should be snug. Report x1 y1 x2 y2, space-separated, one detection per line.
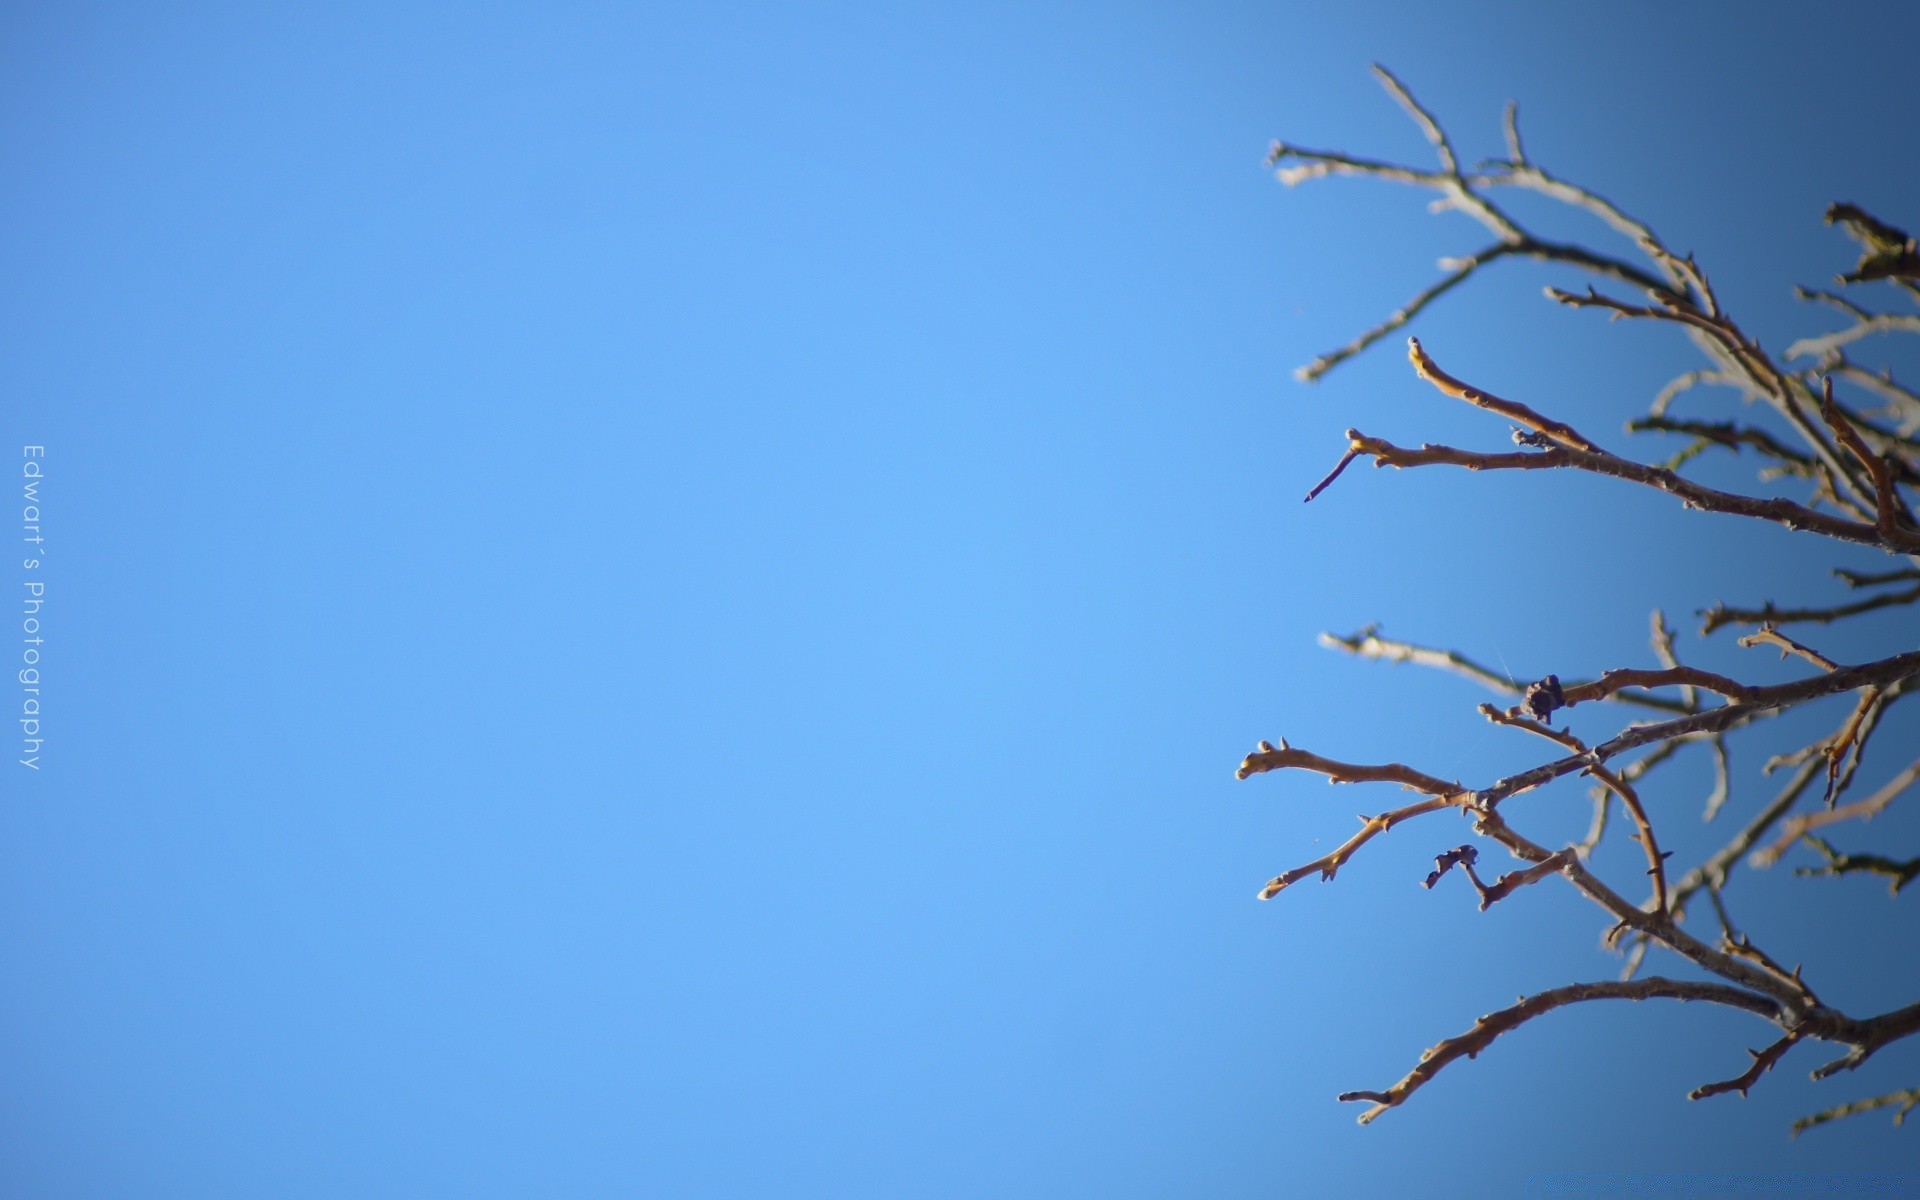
5 3 1920 1196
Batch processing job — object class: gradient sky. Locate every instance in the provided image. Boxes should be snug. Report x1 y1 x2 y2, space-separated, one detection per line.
5 3 1919 1197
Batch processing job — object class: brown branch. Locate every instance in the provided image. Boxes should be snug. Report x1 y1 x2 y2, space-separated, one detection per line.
1257 797 1460 899
1809 996 1920 1079
1792 835 1920 895
1274 107 1704 384
1450 648 1920 816
1473 849 1573 909
1700 583 1920 634
1590 660 1912 763
1626 415 1814 471
1768 685 1882 807
1721 932 1820 1008
1820 376 1918 534
1825 686 1897 805
1546 286 1798 411
1737 624 1839 672
1339 428 1920 554
1407 337 1604 452
1471 804 1808 1011
1480 704 1671 914
1235 739 1460 793
1241 731 1822 1011
1689 1031 1804 1101
1756 685 1888 809
1265 79 1920 1128
1233 740 1469 899
1545 288 1882 513
1317 626 1693 713
1556 666 1756 709
1835 565 1920 588
1752 755 1920 866
1336 978 1782 1125
1827 361 1920 434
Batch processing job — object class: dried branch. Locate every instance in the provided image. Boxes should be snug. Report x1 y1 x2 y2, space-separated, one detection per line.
1791 1086 1920 1138
1752 755 1920 866
1626 415 1814 473
1737 624 1839 672
1792 835 1920 895
1827 362 1920 434
1406 337 1603 452
1235 739 1460 793
1700 583 1920 634
1420 648 1920 813
1786 313 1920 362
1689 1031 1803 1101
1556 665 1755 709
1820 376 1919 534
1258 71 1920 1131
1545 289 1885 515
1317 626 1693 713
1256 796 1459 899
1233 740 1470 899
1472 849 1573 909
1336 978 1781 1125
1835 565 1920 588
1338 421 1920 554
1480 704 1671 914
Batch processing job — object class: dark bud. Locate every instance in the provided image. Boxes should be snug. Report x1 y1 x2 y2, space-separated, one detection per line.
1424 844 1478 889
1522 674 1565 723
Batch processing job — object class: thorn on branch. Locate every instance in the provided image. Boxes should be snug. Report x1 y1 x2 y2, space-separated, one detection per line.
1689 1031 1802 1101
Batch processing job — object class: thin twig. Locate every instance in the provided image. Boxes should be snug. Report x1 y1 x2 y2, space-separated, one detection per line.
1791 1087 1920 1138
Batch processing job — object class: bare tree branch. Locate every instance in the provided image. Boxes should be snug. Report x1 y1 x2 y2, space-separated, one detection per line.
1252 68 1920 1132
1337 978 1781 1125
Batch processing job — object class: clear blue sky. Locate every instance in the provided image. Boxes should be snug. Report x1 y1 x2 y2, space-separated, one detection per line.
5 3 1919 1196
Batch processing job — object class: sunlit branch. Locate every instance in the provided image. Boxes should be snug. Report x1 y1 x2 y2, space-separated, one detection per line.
1752 755 1920 866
